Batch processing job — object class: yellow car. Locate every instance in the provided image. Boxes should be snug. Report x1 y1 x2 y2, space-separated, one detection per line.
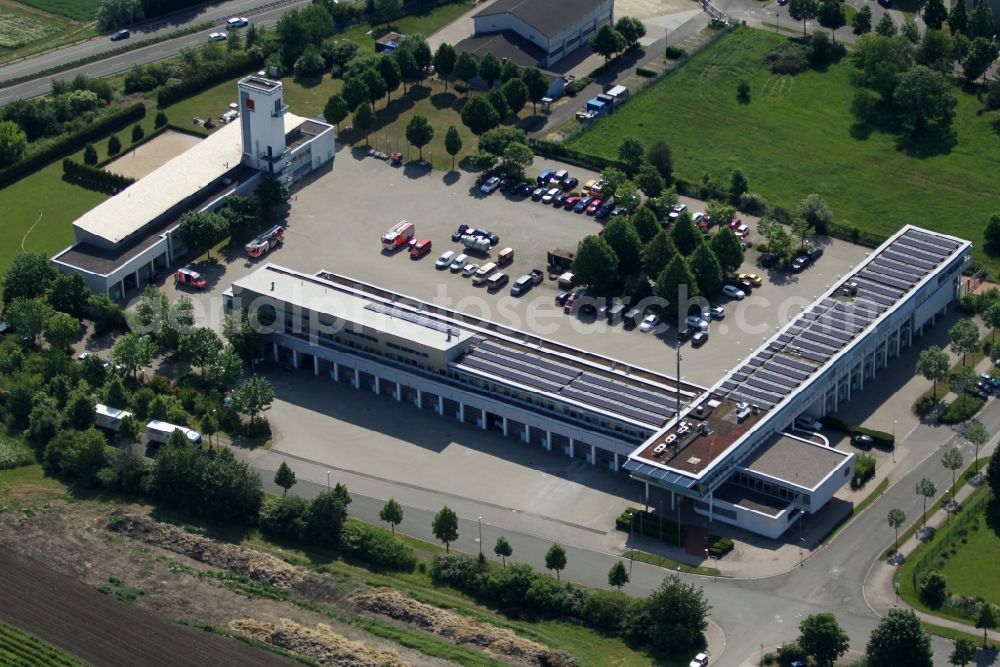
582 178 598 195
738 272 762 287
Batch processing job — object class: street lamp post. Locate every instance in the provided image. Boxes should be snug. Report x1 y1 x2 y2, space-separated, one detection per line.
892 420 897 463
477 516 483 556
326 470 331 490
894 579 899 606
776 11 780 33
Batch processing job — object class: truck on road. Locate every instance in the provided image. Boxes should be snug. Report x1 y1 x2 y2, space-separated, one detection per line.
245 225 284 258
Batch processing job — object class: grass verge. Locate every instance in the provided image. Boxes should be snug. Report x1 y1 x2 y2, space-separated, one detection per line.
621 550 721 576
0 463 71 510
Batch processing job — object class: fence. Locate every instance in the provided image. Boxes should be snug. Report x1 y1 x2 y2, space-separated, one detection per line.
909 489 992 618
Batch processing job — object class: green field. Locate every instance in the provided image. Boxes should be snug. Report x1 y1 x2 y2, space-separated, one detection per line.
567 26 1000 274
933 502 1000 607
340 1 474 45
15 0 97 20
0 622 85 666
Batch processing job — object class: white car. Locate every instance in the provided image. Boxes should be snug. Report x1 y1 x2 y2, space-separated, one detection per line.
450 253 468 272
692 212 706 226
479 176 501 194
734 223 750 237
462 263 479 277
795 415 823 431
689 653 709 667
226 16 248 28
541 187 560 203
208 31 228 41
435 250 455 269
668 203 687 220
686 315 708 330
722 284 746 300
639 314 660 333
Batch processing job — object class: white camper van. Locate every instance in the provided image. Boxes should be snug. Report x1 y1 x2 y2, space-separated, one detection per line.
95 404 133 431
146 420 202 445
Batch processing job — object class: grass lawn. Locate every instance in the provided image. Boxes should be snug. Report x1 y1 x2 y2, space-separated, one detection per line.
15 0 97 20
0 464 71 510
340 1 474 45
932 500 1000 606
566 26 1000 274
0 0 96 64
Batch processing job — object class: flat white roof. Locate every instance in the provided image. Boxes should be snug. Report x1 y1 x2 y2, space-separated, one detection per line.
233 265 475 353
73 114 308 245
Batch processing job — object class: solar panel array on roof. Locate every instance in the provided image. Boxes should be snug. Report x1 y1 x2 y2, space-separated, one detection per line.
718 228 963 409
453 339 681 427
365 302 462 337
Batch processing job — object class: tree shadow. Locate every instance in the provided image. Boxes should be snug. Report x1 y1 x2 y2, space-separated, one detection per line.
441 170 461 186
293 75 324 89
992 117 1000 138
430 91 457 110
895 126 958 158
849 121 873 141
517 114 546 132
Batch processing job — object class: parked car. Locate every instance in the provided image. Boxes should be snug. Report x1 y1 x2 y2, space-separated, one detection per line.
208 31 228 41
574 196 594 213
852 433 874 448
110 29 130 40
689 653 709 667
722 285 746 300
536 169 556 185
733 223 750 237
758 252 780 268
795 415 823 431
462 263 479 277
435 250 455 269
581 178 598 194
561 176 579 191
588 180 605 197
450 254 468 272
709 305 725 320
738 273 762 287
511 181 533 197
791 254 812 273
610 207 629 217
586 199 603 215
470 227 499 245
735 280 754 295
686 314 708 330
692 212 706 227
480 176 501 194
541 187 561 203
531 187 547 201
551 193 567 207
677 326 698 343
563 195 581 210
596 201 615 218
226 16 248 28
668 203 687 221
692 330 709 347
639 314 660 333
451 224 469 242
555 290 571 306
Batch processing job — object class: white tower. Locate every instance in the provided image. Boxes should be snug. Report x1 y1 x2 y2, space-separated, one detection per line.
238 76 288 174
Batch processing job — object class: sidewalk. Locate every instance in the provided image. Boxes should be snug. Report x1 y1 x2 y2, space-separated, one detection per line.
864 464 1000 643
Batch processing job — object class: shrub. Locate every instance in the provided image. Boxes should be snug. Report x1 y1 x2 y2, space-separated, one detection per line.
914 394 939 417
919 570 947 608
156 51 264 107
83 143 98 165
430 553 484 590
453 80 469 94
939 394 984 424
131 124 144 143
636 67 656 77
665 45 685 59
580 589 630 633
739 191 767 215
776 642 808 664
107 135 121 156
853 453 876 488
764 41 810 74
62 159 135 194
339 520 416 571
154 111 168 128
0 436 34 469
259 495 307 541
708 536 734 558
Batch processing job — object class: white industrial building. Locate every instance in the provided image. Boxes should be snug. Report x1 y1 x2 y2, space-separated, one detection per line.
52 76 335 300
227 225 969 539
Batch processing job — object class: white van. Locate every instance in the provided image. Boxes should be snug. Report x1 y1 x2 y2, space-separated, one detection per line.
95 404 133 431
435 250 455 269
146 420 202 445
473 262 497 285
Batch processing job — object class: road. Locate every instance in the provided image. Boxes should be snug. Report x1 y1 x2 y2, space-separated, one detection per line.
0 0 311 105
239 387 1000 667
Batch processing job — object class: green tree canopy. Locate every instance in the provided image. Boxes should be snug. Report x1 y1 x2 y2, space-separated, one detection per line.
643 229 677 279
916 345 950 396
501 78 528 116
669 213 701 256
876 12 897 37
642 575 711 653
544 543 567 579
274 460 297 496
853 5 872 34
460 95 501 135
894 65 957 138
603 218 643 274
948 319 980 366
590 24 626 61
478 52 501 87
710 226 745 274
521 67 549 114
432 505 459 552
444 125 463 170
43 312 80 350
608 560 630 590
379 497 404 533
789 0 820 35
486 87 509 120
922 0 948 29
618 136 645 175
378 55 402 101
405 114 434 159
232 375 275 425
949 636 978 666
454 51 478 90
179 327 224 378
950 0 969 34
493 535 513 566
962 37 999 83
818 0 846 39
304 484 352 546
615 16 647 46
572 235 620 294
3 251 57 303
632 207 661 244
655 255 699 319
7 298 53 345
500 142 534 179
689 243 724 297
0 120 27 167
433 43 457 90
798 612 850 667
353 102 376 143
887 507 906 552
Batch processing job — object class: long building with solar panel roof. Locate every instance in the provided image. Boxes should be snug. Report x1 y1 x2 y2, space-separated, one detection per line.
226 224 970 538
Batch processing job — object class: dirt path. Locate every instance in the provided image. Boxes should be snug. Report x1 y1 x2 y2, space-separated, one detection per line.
0 547 295 667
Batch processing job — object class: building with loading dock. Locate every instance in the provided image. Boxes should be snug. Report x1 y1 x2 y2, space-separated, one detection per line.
52 76 334 300
227 224 969 539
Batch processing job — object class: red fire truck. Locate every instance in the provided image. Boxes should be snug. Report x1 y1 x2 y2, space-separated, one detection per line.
175 267 207 289
245 225 285 258
382 220 415 251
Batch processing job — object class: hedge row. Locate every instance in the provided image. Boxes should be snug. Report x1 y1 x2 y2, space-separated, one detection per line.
708 536 734 558
0 102 145 189
853 452 876 489
939 393 985 424
527 138 630 176
157 51 264 108
820 415 895 449
62 159 136 193
615 507 683 545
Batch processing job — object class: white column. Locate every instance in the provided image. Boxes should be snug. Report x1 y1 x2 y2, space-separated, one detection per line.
416 389 422 407
590 444 597 465
353 368 359 388
313 356 319 375
394 384 402 402
373 376 380 394
502 417 509 436
613 452 620 472
567 438 575 458
480 408 487 430
458 402 465 422
437 396 444 415
545 431 552 451
522 423 529 443
272 343 279 362
332 363 339 382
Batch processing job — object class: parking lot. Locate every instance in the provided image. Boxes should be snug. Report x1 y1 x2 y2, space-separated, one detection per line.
169 149 870 388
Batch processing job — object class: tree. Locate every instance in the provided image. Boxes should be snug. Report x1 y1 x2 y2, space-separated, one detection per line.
916 477 937 528
500 59 520 83
444 125 462 170
46 274 87 319
643 229 677 278
232 375 275 426
486 87 509 120
922 0 948 29
7 298 52 345
131 123 144 144
852 5 872 34
103 375 128 409
942 447 963 501
887 507 905 552
179 327 223 378
393 48 418 93
521 67 548 114
789 0 820 36
962 420 988 472
983 302 1000 345
493 535 512 566
500 142 534 178
950 637 978 666
274 461 296 496
867 609 933 667
478 127 526 156
501 78 528 117
110 332 155 382
590 25 626 62
818 0 846 40
303 485 351 546
342 76 369 111
202 448 263 523
629 209 658 246
200 411 217 448
572 235 620 294
373 0 400 26
689 243 724 297
970 0 995 39
616 16 646 47
603 218 643 275
655 256 699 319
974 601 998 648
43 312 79 350
642 575 711 653
798 612 850 667
920 570 948 607
917 29 956 72
378 55 401 103
618 136 645 176
107 134 121 156
989 445 1000 498
635 164 665 198
949 319 980 366
608 560 629 590
322 92 350 129
615 180 641 213
710 227 745 274
544 543 567 579
916 345 950 397
876 12 897 37
361 67 387 109
454 52 478 92
177 210 227 254
852 34 915 101
669 214 701 256
950 365 977 397
353 102 376 144
986 213 1000 251
479 52 501 88
901 17 921 44
3 251 57 303
432 505 459 552
405 115 434 160
83 143 98 166
0 119 25 168
96 0 143 30
223 309 263 361
797 194 834 234
379 497 403 534
962 37 999 83
433 43 456 90
894 65 957 139
729 169 749 201
949 0 969 35
460 96 500 135
66 390 96 431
